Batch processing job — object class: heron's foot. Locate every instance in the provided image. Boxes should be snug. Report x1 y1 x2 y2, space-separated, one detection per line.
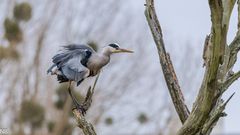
72 104 87 115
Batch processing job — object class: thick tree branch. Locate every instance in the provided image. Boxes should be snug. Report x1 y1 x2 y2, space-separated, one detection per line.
145 0 237 135
72 74 100 135
203 35 211 67
207 0 224 81
177 0 237 134
144 0 189 124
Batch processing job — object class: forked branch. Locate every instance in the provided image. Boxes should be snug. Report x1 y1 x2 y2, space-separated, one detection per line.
145 0 237 135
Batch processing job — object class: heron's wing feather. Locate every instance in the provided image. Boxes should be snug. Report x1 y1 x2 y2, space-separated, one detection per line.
52 53 71 66
61 56 89 82
52 44 94 66
66 56 85 72
52 45 94 82
63 44 95 53
50 44 93 82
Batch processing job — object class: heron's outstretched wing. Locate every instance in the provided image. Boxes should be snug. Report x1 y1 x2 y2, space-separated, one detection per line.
62 44 95 52
52 44 94 67
50 44 94 84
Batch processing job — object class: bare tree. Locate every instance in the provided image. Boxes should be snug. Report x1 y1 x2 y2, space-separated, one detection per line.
145 0 240 135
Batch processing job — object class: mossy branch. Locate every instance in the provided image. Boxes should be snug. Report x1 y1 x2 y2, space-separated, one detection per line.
145 0 237 135
72 108 96 135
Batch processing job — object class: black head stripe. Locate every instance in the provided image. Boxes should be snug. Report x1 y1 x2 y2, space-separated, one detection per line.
81 50 92 67
85 50 92 58
108 43 119 49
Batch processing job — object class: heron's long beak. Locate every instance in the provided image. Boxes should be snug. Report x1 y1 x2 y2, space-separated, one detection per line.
114 48 134 53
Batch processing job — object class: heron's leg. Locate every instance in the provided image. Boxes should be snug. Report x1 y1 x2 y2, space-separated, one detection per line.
77 79 84 86
67 81 87 115
67 81 80 106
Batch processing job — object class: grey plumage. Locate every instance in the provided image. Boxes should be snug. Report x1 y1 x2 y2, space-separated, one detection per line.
47 43 133 86
47 43 133 114
52 44 94 67
48 44 94 85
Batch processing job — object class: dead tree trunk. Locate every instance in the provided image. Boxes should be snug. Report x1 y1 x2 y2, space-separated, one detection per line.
145 0 240 134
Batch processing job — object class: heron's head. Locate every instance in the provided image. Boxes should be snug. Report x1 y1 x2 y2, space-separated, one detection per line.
105 43 134 54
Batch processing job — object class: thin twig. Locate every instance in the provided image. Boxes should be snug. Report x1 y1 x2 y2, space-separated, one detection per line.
221 71 240 93
201 92 235 134
72 109 97 135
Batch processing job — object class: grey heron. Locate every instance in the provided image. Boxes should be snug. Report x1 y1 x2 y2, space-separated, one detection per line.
47 43 133 113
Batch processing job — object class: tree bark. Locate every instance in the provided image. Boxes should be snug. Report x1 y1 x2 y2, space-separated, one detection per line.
144 0 189 124
145 0 239 134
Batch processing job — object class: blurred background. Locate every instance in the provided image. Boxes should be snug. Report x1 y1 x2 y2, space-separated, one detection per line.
0 0 239 135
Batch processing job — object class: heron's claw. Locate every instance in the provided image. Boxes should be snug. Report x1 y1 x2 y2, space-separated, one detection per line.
73 104 87 115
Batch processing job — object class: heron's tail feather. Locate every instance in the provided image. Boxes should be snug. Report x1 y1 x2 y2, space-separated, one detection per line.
57 75 69 83
47 64 57 74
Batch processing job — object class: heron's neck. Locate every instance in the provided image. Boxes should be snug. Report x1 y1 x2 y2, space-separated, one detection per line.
101 47 112 57
87 52 110 76
99 49 110 65
86 48 111 76
91 49 110 68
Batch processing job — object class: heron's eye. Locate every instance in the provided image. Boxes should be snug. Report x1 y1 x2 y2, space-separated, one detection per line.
109 43 119 49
